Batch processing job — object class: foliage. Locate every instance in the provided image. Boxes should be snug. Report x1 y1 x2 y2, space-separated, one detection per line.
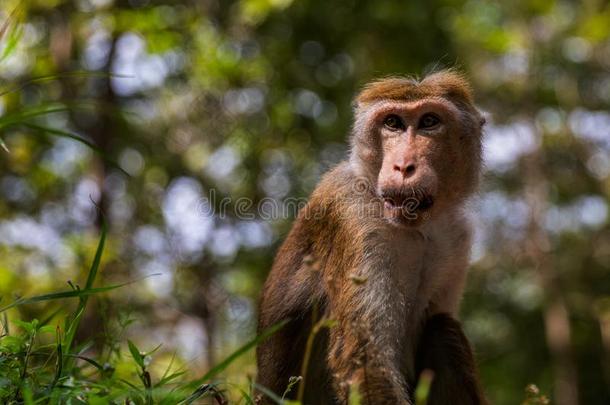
1 0 609 404
0 226 284 404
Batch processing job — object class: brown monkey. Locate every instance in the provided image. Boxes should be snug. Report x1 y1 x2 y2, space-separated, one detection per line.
256 70 487 405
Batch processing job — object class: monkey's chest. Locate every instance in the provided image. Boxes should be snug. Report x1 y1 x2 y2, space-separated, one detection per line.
378 232 457 373
380 232 450 312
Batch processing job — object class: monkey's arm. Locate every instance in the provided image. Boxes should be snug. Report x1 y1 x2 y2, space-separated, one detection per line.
255 212 325 401
415 313 488 405
325 254 415 405
326 304 412 405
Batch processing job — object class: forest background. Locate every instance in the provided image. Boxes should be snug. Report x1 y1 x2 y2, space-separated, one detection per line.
0 0 609 404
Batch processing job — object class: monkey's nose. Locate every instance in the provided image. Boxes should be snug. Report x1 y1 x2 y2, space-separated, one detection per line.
393 163 417 178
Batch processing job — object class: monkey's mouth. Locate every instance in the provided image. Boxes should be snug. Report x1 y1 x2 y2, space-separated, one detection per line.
380 189 435 220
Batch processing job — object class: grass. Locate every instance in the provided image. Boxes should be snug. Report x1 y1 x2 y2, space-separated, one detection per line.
0 223 288 404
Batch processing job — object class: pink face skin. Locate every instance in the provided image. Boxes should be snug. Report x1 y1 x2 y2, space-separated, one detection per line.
370 98 473 226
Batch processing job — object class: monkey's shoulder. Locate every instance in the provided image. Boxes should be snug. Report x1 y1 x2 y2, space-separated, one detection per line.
267 163 371 279
310 161 361 203
302 162 377 234
261 165 355 301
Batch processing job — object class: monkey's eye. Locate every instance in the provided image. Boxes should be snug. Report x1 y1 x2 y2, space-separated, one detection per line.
418 113 441 129
383 115 404 131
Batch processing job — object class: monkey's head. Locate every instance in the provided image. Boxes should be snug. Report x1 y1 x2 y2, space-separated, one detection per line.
350 70 485 226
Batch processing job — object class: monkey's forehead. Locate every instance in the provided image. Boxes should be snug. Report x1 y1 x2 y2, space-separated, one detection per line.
357 98 462 118
356 70 475 106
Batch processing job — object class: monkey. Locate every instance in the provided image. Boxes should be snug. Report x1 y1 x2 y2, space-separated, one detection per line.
256 70 487 405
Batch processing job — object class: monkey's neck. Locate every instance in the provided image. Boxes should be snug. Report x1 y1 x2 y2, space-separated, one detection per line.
416 204 471 238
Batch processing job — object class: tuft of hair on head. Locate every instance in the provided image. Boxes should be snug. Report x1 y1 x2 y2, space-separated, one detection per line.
356 68 475 107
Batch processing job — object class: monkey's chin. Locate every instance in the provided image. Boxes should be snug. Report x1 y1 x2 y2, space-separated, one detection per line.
382 199 434 227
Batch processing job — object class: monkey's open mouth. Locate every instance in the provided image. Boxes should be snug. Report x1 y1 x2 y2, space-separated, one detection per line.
380 189 435 215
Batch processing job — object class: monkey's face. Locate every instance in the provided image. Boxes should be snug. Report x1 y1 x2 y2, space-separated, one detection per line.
366 98 482 226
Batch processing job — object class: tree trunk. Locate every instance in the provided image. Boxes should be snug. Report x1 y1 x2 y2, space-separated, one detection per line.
523 151 579 405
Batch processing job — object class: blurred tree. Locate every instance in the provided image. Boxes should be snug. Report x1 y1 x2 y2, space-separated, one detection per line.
0 0 609 403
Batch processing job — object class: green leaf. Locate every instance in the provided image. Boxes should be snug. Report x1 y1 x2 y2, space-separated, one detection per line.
0 335 23 353
13 319 38 334
38 325 55 334
128 339 144 368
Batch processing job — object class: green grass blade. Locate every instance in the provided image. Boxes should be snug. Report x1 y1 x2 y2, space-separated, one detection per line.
118 378 141 390
18 121 129 176
0 283 129 313
0 9 14 41
22 122 101 152
0 272 160 312
186 320 288 389
0 71 130 97
414 369 434 405
0 21 21 63
235 385 255 405
180 383 227 405
0 5 22 63
156 370 187 387
0 104 72 129
62 221 107 371
85 221 106 291
50 336 63 390
0 137 8 153
67 354 104 371
21 383 34 405
39 307 63 327
251 384 284 405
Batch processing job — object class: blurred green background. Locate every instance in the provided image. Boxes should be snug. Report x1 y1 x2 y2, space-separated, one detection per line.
1 0 609 403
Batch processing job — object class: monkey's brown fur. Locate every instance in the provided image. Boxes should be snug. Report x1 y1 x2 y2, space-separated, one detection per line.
357 72 475 105
256 70 487 404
